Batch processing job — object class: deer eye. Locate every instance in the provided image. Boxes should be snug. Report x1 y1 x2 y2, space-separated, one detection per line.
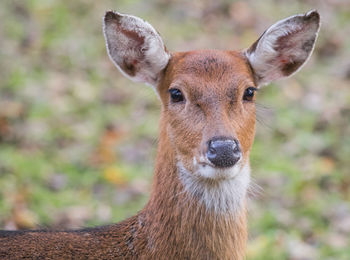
169 88 184 103
243 87 257 101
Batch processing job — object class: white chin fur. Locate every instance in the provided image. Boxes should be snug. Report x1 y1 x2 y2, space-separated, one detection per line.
194 161 243 180
177 162 251 215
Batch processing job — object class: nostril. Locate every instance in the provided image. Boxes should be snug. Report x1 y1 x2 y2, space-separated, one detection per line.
207 145 217 162
206 137 241 168
233 139 241 153
208 145 216 154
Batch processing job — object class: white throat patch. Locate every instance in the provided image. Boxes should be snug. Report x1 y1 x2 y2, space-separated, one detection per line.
177 162 251 214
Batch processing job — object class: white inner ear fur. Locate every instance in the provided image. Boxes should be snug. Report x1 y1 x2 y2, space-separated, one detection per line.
103 12 170 87
245 10 320 86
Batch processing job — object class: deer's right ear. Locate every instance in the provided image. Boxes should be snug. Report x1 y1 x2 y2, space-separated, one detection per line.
103 11 170 87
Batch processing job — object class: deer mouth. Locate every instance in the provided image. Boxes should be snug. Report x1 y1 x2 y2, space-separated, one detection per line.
190 156 244 180
196 163 243 180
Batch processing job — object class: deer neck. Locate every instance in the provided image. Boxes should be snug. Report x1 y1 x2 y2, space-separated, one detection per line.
141 121 249 259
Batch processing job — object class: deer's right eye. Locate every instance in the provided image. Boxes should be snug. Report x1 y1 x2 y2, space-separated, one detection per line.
169 88 184 103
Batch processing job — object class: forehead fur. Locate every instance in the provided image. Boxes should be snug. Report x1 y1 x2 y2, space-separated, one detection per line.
167 50 254 82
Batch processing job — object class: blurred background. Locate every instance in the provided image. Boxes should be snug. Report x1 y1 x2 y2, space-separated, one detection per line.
0 0 349 259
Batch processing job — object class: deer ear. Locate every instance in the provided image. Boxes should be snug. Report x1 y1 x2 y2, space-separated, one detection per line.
245 10 320 86
103 11 170 87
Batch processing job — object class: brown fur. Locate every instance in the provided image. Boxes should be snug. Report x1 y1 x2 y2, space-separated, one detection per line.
0 50 253 259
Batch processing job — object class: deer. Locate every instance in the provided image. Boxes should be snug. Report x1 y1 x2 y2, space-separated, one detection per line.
0 9 320 259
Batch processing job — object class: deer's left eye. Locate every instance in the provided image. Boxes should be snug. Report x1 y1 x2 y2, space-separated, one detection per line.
169 88 184 103
243 87 257 101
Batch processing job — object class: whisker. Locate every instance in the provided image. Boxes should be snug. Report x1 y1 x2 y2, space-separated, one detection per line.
256 103 274 130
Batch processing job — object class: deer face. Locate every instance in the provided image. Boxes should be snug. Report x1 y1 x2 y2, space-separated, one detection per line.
158 50 256 180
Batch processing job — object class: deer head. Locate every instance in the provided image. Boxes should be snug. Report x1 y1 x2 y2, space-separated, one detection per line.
103 10 320 213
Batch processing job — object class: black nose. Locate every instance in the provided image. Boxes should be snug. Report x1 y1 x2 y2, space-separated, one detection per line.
206 137 241 168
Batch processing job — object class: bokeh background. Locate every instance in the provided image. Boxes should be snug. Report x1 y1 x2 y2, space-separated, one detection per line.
0 0 349 259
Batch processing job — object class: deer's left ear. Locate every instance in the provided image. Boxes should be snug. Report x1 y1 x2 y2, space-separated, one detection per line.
103 11 170 87
245 10 320 86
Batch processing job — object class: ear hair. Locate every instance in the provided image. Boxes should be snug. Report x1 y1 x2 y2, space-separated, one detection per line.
245 10 320 86
103 11 170 87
